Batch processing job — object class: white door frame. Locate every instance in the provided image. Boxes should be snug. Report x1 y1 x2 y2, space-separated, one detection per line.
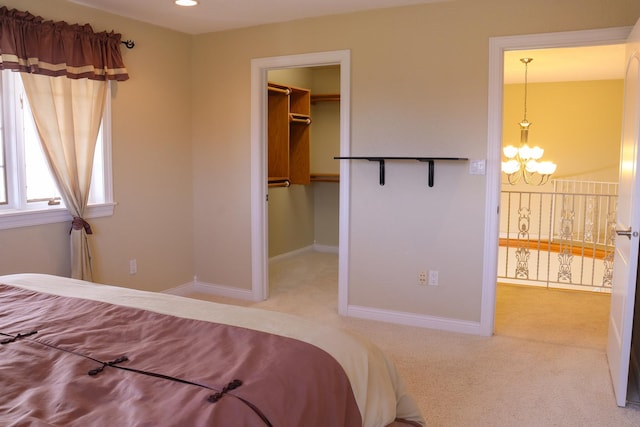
480 26 632 336
250 50 351 314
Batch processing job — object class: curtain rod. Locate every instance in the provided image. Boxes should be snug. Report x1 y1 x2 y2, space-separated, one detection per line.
121 40 135 49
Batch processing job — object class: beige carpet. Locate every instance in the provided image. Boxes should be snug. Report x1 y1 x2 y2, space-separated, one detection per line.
186 250 640 427
495 282 610 350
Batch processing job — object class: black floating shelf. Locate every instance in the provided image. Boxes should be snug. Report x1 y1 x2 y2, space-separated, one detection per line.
334 156 468 187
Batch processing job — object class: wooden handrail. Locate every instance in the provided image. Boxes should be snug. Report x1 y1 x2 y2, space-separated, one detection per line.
499 238 608 259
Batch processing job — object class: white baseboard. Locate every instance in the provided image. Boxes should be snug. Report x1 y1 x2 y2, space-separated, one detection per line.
268 245 314 263
313 243 339 254
268 244 339 262
163 282 194 297
164 281 481 334
163 280 254 301
347 304 482 335
166 245 481 336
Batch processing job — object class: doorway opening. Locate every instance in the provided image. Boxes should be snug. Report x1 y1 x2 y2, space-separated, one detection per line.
480 26 631 337
250 50 351 315
482 24 639 407
495 44 624 349
266 65 341 308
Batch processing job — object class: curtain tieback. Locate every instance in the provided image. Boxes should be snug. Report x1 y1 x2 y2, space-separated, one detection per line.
71 217 93 235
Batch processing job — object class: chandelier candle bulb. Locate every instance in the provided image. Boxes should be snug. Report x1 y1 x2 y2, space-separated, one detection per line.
528 159 544 173
503 145 518 158
502 159 520 174
537 161 557 175
519 144 532 160
530 146 544 159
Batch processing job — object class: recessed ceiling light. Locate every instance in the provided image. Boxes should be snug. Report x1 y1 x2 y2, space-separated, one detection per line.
175 0 198 6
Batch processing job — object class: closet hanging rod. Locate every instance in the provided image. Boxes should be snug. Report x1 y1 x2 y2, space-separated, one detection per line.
268 180 290 188
268 86 291 95
289 116 311 125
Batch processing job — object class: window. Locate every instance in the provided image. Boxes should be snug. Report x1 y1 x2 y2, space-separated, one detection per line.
0 70 114 229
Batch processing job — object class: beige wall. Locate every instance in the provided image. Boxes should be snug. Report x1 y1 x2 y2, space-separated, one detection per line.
310 67 341 175
309 67 341 248
313 182 340 247
268 186 315 256
191 0 640 322
0 0 638 324
503 79 624 182
0 0 194 291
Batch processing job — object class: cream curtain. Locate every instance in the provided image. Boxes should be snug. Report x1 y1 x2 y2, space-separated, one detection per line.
21 74 108 280
0 6 129 280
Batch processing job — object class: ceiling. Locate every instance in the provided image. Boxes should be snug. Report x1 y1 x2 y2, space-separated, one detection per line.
504 45 626 84
67 0 447 35
66 0 627 83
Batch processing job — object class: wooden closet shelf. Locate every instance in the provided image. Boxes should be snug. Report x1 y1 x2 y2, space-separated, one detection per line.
268 81 311 185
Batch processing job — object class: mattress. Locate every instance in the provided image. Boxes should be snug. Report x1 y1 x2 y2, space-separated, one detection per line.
0 273 425 426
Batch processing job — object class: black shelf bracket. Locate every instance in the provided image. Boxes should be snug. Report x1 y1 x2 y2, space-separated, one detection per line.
334 156 468 187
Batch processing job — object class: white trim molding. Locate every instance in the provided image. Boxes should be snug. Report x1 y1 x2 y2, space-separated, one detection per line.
250 50 351 307
0 202 116 230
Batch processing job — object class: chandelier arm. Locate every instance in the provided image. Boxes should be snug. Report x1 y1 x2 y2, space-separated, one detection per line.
507 171 521 185
539 174 551 185
526 170 547 186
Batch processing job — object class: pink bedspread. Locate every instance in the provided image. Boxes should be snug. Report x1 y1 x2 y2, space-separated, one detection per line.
0 284 363 426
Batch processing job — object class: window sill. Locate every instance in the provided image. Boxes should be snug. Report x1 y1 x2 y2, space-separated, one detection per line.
0 202 116 230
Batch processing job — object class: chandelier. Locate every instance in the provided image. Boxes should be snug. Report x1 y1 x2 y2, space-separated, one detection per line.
501 58 557 185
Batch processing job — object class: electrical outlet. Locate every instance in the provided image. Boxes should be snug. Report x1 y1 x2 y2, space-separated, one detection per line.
428 270 439 286
129 259 137 275
418 271 427 285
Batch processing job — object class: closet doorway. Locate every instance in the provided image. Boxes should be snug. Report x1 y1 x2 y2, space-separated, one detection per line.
267 66 341 305
249 50 351 314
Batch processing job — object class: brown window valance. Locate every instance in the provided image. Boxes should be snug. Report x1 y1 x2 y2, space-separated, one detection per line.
0 6 129 81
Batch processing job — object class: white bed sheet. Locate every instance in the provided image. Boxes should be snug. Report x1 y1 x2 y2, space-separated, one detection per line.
0 273 425 427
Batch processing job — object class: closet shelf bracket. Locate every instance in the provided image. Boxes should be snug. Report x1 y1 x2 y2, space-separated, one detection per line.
334 156 468 187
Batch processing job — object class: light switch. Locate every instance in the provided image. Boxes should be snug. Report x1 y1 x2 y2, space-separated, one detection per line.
469 159 486 175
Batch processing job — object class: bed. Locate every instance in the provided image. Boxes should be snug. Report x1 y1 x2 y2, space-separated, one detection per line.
0 273 425 426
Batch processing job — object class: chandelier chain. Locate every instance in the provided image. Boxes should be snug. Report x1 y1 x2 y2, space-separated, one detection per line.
523 60 528 122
